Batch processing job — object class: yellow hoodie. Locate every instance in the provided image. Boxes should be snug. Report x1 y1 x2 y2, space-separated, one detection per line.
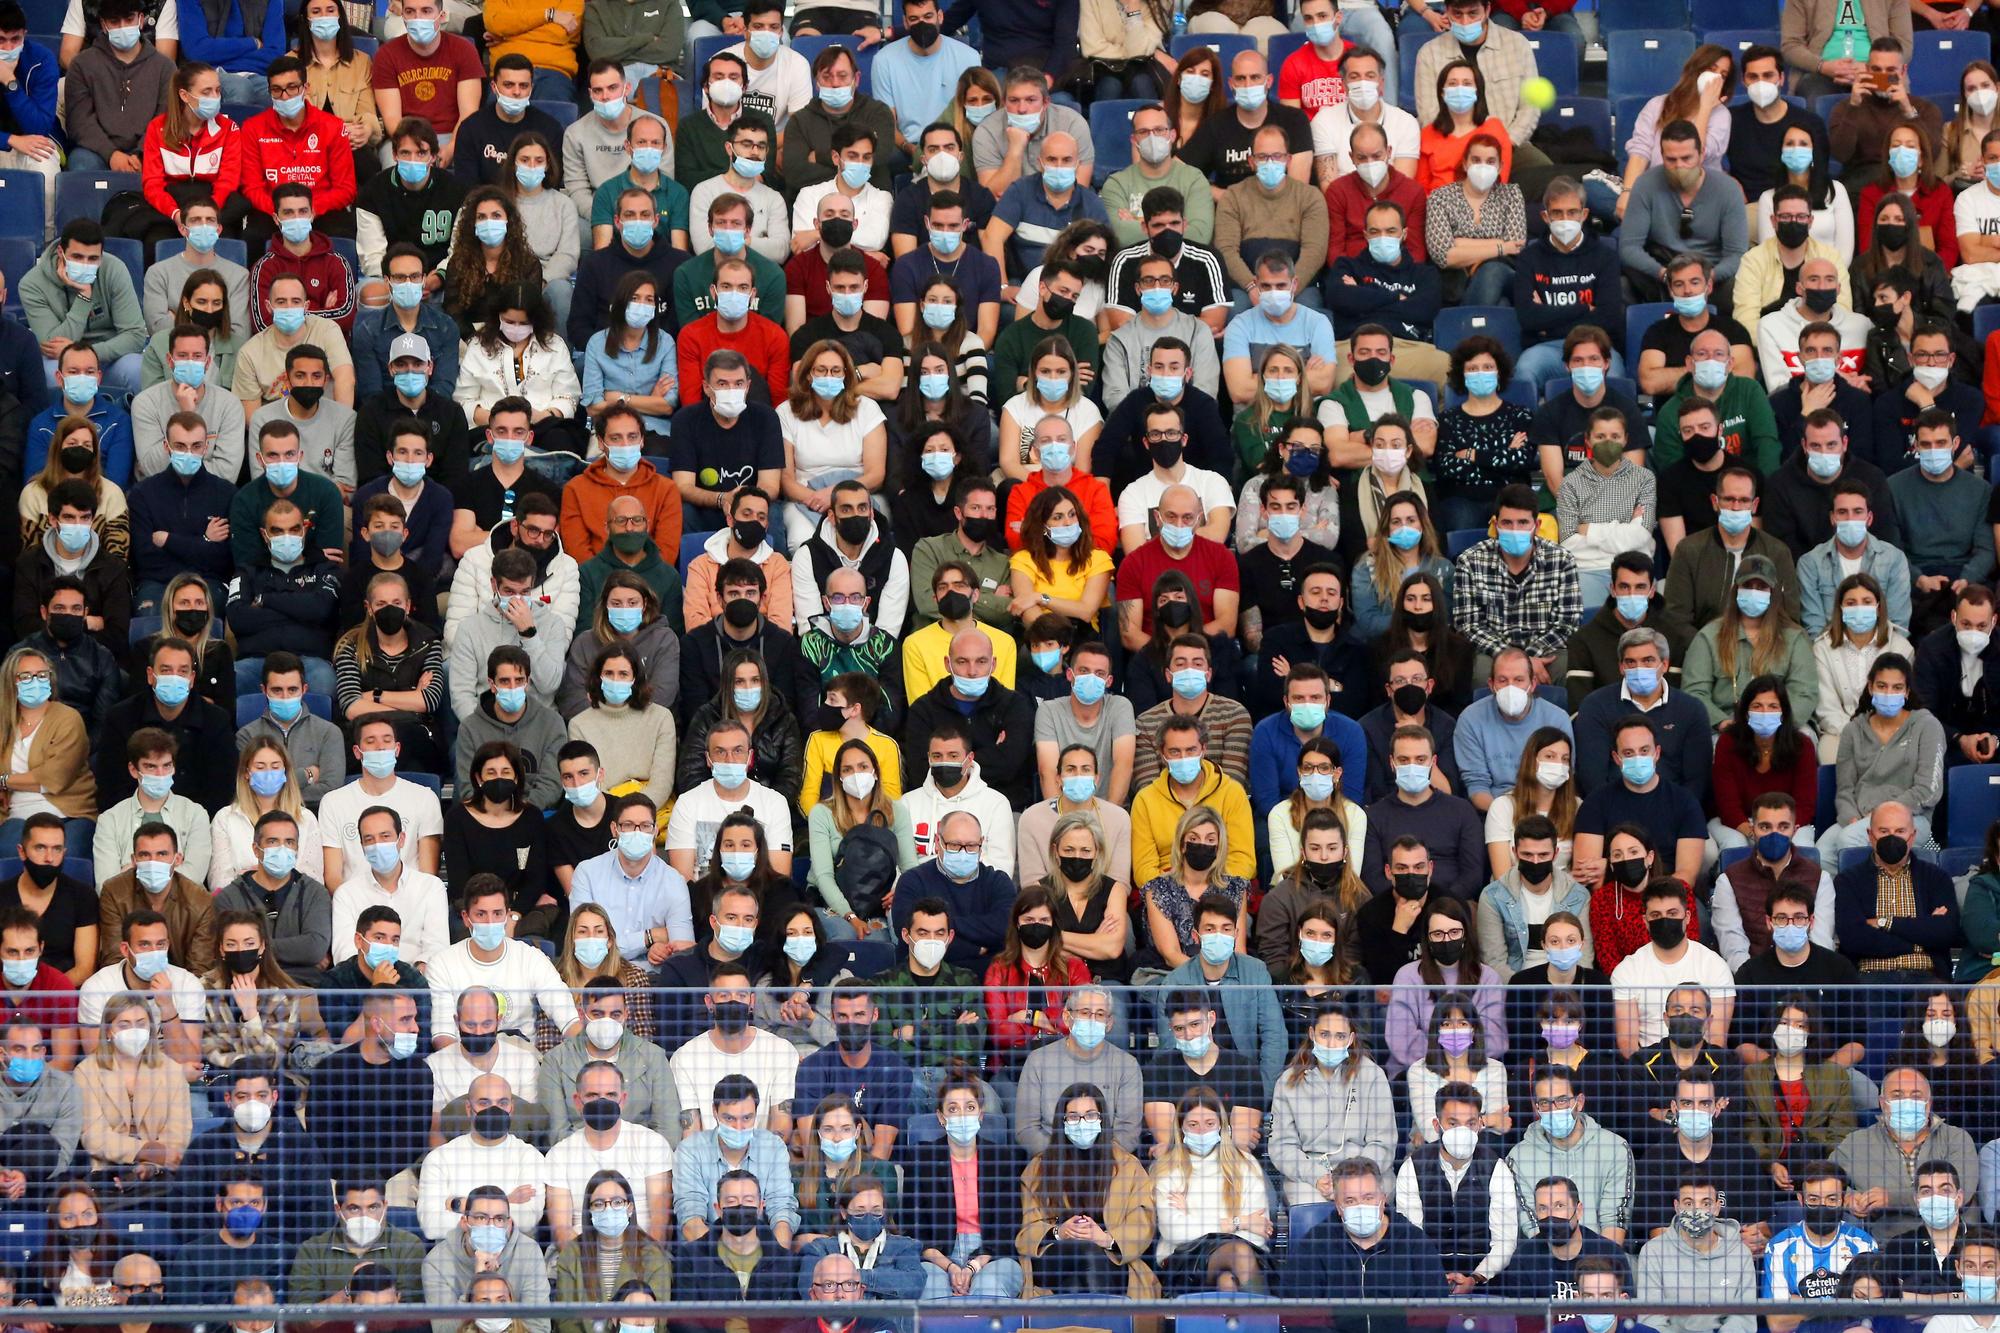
1130 759 1255 887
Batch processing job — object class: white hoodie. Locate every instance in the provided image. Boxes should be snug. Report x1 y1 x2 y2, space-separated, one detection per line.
445 527 581 649
792 512 911 639
899 761 1016 878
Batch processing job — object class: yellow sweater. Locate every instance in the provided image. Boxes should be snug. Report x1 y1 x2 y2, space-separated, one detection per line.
902 619 1018 705
483 0 583 77
799 728 903 814
1130 761 1255 886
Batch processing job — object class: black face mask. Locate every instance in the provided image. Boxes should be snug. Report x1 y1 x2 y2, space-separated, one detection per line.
1043 293 1076 322
717 1206 762 1236
1016 921 1054 949
1157 600 1194 629
225 948 262 976
1149 437 1184 469
723 597 760 629
1431 938 1465 966
907 18 938 44
1151 228 1184 260
581 1097 621 1132
1539 1215 1575 1245
1774 219 1811 249
1517 857 1554 885
1875 223 1909 251
812 703 847 733
1392 683 1428 715
819 218 855 249
1875 834 1910 864
123 1291 165 1308
1303 857 1343 887
834 1021 871 1052
23 860 58 889
188 307 224 330
1800 287 1837 315
289 384 325 410
173 609 208 637
930 762 964 790
1403 609 1434 632
1058 855 1095 883
1182 842 1218 871
835 514 872 545
374 604 408 635
460 1030 499 1057
1684 431 1722 463
1392 872 1429 901
59 445 93 473
1870 301 1901 327
1302 606 1339 631
937 590 972 621
46 611 83 643
1648 917 1687 950
472 1106 511 1138
1352 356 1392 387
1665 1012 1704 1047
1802 1203 1844 1235
732 519 766 550
1609 858 1649 889
480 778 519 806
711 1001 752 1035
961 516 1000 545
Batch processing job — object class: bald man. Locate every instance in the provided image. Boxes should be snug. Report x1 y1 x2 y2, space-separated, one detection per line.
1181 49 1315 198
417 1072 547 1239
901 626 1038 809
1830 800 1962 982
982 130 1112 299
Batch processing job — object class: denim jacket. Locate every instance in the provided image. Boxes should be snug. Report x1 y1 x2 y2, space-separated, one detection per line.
1476 866 1595 977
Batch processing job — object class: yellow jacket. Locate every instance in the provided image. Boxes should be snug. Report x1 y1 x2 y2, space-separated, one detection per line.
799 727 903 814
1130 760 1255 886
902 619 1018 705
1730 235 1850 342
483 0 583 77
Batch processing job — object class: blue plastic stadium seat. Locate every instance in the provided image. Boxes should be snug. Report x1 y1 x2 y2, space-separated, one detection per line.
791 33 859 64
1089 99 1151 175
678 529 717 578
1445 527 1486 559
1434 305 1520 357
101 237 142 292
17 0 64 31
1911 30 1989 99
351 33 379 53
1600 0 1689 30
1941 846 1985 879
1266 32 1310 71
1607 31 1698 103
689 34 734 79
0 1213 44 1269
0 169 44 243
55 172 139 230
1170 32 1257 67
1546 97 1612 155
1624 300 1674 365
1523 30 1580 96
1947 764 2000 848
0 234 38 314
1289 1201 1336 1246
1703 28 1780 61
1975 304 2000 350
532 98 579 129
1693 0 1778 29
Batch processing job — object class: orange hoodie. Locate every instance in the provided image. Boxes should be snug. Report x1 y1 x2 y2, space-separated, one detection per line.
558 455 681 564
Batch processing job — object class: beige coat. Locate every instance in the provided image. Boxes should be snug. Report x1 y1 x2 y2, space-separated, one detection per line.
75 1057 193 1167
1016 1147 1161 1299
4 701 96 819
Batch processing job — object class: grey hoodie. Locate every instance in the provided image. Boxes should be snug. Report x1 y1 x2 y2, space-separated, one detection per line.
454 692 569 806
1504 1113 1635 1241
447 597 568 721
62 35 175 163
421 1229 550 1333
1635 1218 1756 1333
0 1063 82 1177
1834 706 1948 825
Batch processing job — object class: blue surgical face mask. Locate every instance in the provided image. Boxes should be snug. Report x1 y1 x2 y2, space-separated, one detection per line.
1235 82 1267 110
917 374 953 406
607 605 643 635
468 921 506 951
1029 647 1060 674
1038 442 1072 473
839 160 871 190
1805 448 1842 483
783 936 816 965
1736 587 1772 617
1298 771 1334 801
360 748 397 778
396 158 431 186
712 761 749 788
1263 375 1297 404
1872 691 1906 717
393 369 428 398
1615 593 1650 622
1267 512 1301 542
309 15 340 38
1183 1128 1222 1155
1676 1108 1713 1140
747 28 780 57
1835 518 1868 548
1569 365 1604 396
1176 1029 1213 1060
928 228 961 257
1394 763 1430 794
922 300 956 327
152 674 191 707
186 223 220 253
1888 145 1920 179
1150 372 1184 400
14 676 49 708
1160 522 1195 549
716 920 757 953
1064 1118 1101 1148
492 438 525 465
1673 293 1708 318
467 1223 508 1254
617 830 653 860
1061 774 1097 803
1255 159 1286 189
831 291 864 318
630 145 663 175
269 532 304 564
606 443 643 473
392 460 427 487
5 1054 43 1083
391 280 424 309
61 374 96 405
1442 85 1478 115
250 764 288 794
514 163 545 190
1387 524 1421 550
493 685 526 714
138 772 174 800
1497 528 1533 558
827 603 864 633
1170 668 1206 700
1547 944 1582 972
1313 1041 1348 1066
715 289 752 322
943 1113 981 1144
272 91 306 120
572 936 609 968
1917 1193 1959 1227
1746 709 1783 737
1620 753 1656 786
1258 288 1293 318
812 375 846 399
362 841 401 875
1770 922 1808 953
940 849 980 879
172 359 207 389
193 94 221 121
495 92 530 117
594 94 627 121
1541 1108 1576 1138
1464 369 1499 398
272 306 306 335
1299 937 1335 967
1289 702 1326 731
951 671 989 698
1180 72 1212 103
1715 506 1753 535
1965 1275 1998 1304
1692 359 1728 390
1167 755 1203 785
1842 604 1879 636
1781 144 1814 173
1198 933 1233 966
1140 287 1175 316
1623 666 1658 696
474 217 507 247
621 219 656 250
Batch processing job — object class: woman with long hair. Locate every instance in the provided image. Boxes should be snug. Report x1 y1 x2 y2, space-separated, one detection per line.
1945 61 2000 189
888 420 981 557
502 131 580 325
752 904 839 1049
581 270 676 451
673 648 803 799
21 417 129 560
1504 979 1613 1123
1852 191 1955 318
454 283 582 454
207 738 327 889
566 643 678 804
1018 1081 1159 1296
984 885 1092 1062
999 336 1103 481
198 911 327 1068
1350 490 1450 640
1032 810 1130 984
1339 415 1431 566
1418 60 1513 195
1893 989 2000 1144
555 571 677 719
1483 729 1577 877
1140 806 1252 970
545 905 654 1048
332 570 448 773
889 344 993 488
1743 995 1857 1190
686 811 799 951
948 67 1003 162
1812 572 1914 752
1257 802 1364 955
443 740 557 941
908 1074 1027 1298
795 1094 897 1239
1383 898 1506 1079
75 994 191 1174
35 1182 122 1307
799 674 902 816
1270 999 1394 1204
1587 823 1700 974
1858 119 1959 267
1819 651 1945 858
131 63 240 254
1008 485 1114 631
1712 675 1820 852
1684 558 1818 727
1404 990 1512 1145
294 0 380 177
1375 571 1475 713
135 573 234 711
1267 744 1369 886
1231 344 1310 478
1018 220 1115 324
1237 413 1338 552
778 339 888 549
1276 899 1375 1046
1076 0 1173 102
549 1170 672 1333
140 268 244 389
0 646 95 856
1149 1085 1271 1293
804 737 914 934
1163 46 1228 148
442 187 546 336
1432 336 1536 532
1618 45 1734 203
1424 134 1524 304
911 273 990 404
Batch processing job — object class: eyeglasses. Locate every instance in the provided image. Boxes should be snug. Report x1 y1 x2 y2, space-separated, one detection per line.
1427 930 1466 944
812 1281 866 1295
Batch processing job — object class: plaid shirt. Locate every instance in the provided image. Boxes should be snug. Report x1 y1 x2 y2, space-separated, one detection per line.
1412 24 1542 143
1451 536 1584 659
870 962 985 1069
1861 862 1932 974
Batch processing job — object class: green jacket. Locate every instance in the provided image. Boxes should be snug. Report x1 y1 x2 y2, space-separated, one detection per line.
581 0 682 66
20 241 147 364
287 1225 428 1303
578 539 686 635
1681 618 1818 728
909 530 1014 631
674 109 735 193
669 246 788 331
550 1237 673 1333
992 312 1101 412
870 961 983 1068
1650 372 1780 476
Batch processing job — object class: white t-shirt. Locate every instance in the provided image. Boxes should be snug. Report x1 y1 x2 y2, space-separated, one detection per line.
330 869 452 965
790 181 894 254
1608 940 1738 1048
999 391 1104 466
1310 103 1422 175
317 777 445 884
723 42 814 131
544 1123 677 1235
669 1028 799 1129
64 0 178 37
1482 792 1574 872
778 396 886 486
78 962 203 1026
1015 270 1107 320
1116 464 1239 530
1955 182 2000 244
663 778 795 879
425 939 583 1040
427 1034 544 1111
415 1134 547 1239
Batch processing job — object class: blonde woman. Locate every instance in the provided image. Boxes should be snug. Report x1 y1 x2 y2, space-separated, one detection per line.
1812 572 1913 753
948 68 1003 168
75 994 191 1175
795 1094 897 1242
1349 416 1430 546
1255 807 1365 974
1945 62 2000 187
1034 811 1131 984
1269 999 1395 1203
1267 739 1368 879
139 269 244 392
207 739 327 890
0 645 96 855
779 339 888 550
21 418 129 559
1276 901 1374 1045
1139 806 1251 970
1683 556 1818 728
999 337 1103 481
542 904 654 1050
146 572 236 713
1229 344 1307 477
805 738 915 934
1149 1085 1271 1294
1349 489 1451 640
460 1274 525 1333
198 910 328 1069
1483 727 1576 878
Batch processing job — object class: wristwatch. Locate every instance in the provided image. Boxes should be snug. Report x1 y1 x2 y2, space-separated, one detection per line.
373 689 383 704
1040 593 1052 608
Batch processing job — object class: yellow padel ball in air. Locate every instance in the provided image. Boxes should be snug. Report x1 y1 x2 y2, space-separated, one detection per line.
1522 76 1557 110
699 467 721 488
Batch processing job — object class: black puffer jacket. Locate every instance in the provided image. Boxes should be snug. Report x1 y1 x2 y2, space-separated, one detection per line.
672 693 806 820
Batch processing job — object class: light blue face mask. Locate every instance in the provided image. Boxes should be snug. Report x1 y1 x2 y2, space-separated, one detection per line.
1064 1118 1101 1148
1570 365 1605 396
1442 86 1478 115
594 94 627 121
715 290 751 321
783 936 816 965
1061 775 1097 803
1715 506 1752 535
616 830 652 860
1496 528 1533 558
1547 944 1582 972
1198 933 1233 965
396 158 431 186
14 676 49 708
514 163 545 191
61 374 96 405
1258 288 1293 318
467 1224 508 1254
1183 1128 1222 1155
830 291 864 319
492 438 526 465
172 359 207 389
1676 1108 1713 1140
951 672 989 698
1235 82 1267 110
1042 166 1076 193
1029 647 1060 674
1180 73 1212 103
919 376 951 404
712 760 749 789
1746 710 1783 737
1463 370 1499 397
362 841 401 874
1038 442 1072 472
818 1132 857 1163
1888 145 1920 179
494 92 530 118
1159 522 1195 549
1298 771 1335 801
359 747 396 778
620 219 656 250
732 154 766 179
1582 1315 1617 1333
922 300 957 328
1737 587 1772 617
187 222 220 253
390 279 424 310
928 228 961 256
716 920 757 952
1139 287 1175 317
747 28 780 57
1541 1108 1575 1138
270 91 306 120
1367 234 1401 264
818 81 854 110
1691 358 1728 390
606 443 642 472
1620 753 1657 786
1623 666 1658 696
940 849 980 879
943 1113 981 1143
1166 755 1203 784
607 605 643 635
812 375 846 399
591 1205 631 1239
137 772 174 800
272 306 306 335
167 447 205 477
1267 512 1301 542
1917 1193 1958 1227
1255 159 1286 189
1150 372 1184 400
838 160 871 189
600 676 633 705
624 145 662 176
193 94 221 120
1614 593 1649 622
56 522 91 553
153 673 191 706
1069 1017 1106 1049
1672 293 1708 318
1965 1275 1998 1304
2 957 37 987
392 460 427 487
1170 668 1207 700
1289 702 1326 731
1872 691 1906 717
393 369 427 398
468 921 506 951
1387 525 1421 551
474 218 507 247
1781 144 1814 173
309 15 340 38
572 936 609 967
1313 1040 1348 1066
827 603 864 633
269 532 304 564
489 684 526 715
1450 18 1483 40
1841 604 1879 636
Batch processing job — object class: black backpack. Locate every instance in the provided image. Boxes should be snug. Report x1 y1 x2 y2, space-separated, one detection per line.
833 822 901 920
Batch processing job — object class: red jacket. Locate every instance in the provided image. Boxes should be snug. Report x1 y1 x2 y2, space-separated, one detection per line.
238 103 358 216
250 231 358 333
1590 882 1702 976
1325 167 1429 264
982 954 1091 1051
140 114 242 219
674 311 791 408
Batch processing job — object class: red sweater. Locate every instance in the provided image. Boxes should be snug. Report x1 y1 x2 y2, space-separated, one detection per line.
983 954 1091 1051
1709 728 1820 833
1590 882 1702 976
238 103 358 216
250 232 357 333
1325 168 1429 264
1856 177 1960 271
675 311 791 409
141 114 242 219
